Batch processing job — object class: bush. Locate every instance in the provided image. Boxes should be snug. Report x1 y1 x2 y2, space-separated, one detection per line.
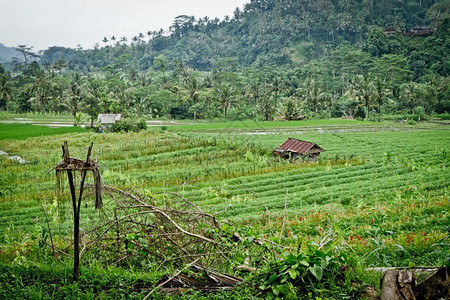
256 243 354 299
434 113 450 120
112 117 147 132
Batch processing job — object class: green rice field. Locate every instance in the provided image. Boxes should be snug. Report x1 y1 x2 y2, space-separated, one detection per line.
0 120 448 298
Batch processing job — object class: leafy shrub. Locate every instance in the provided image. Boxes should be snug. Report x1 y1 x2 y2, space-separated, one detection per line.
112 117 147 132
435 113 450 120
415 106 426 120
256 243 353 299
407 118 417 125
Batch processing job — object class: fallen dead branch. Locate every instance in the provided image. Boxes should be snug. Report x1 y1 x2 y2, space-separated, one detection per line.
82 184 234 274
143 257 203 299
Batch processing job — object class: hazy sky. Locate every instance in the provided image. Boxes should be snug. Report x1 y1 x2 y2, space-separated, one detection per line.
0 0 249 52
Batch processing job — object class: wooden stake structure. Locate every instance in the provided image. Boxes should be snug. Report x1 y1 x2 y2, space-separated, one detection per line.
55 142 102 281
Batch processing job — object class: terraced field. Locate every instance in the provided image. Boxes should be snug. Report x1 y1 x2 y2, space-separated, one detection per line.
183 129 449 219
0 121 448 273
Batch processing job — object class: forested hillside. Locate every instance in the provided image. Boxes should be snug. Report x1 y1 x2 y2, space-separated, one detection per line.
0 44 18 63
0 0 449 122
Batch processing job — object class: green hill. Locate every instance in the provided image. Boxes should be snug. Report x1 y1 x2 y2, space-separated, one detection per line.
39 0 446 71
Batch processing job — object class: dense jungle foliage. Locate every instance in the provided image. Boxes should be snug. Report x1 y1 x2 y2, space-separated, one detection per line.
0 0 449 122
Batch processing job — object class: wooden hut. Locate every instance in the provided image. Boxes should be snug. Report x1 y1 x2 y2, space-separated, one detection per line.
273 138 324 161
97 114 122 130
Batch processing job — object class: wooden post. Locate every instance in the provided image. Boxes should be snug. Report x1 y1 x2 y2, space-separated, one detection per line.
61 142 93 282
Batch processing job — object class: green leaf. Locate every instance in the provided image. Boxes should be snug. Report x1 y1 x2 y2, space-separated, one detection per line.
272 286 280 296
277 284 289 295
300 260 309 267
289 269 297 279
310 264 323 281
270 274 278 282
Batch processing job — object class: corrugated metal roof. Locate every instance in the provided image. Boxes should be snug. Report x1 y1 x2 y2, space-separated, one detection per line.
274 138 323 154
97 114 122 124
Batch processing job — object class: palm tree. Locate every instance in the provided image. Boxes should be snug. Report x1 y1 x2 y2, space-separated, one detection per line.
400 82 434 115
257 92 277 121
348 75 375 120
102 37 109 47
147 31 156 42
138 32 145 43
186 76 200 120
137 73 150 87
278 96 302 121
374 77 390 122
131 36 139 46
247 81 261 105
0 74 12 111
215 85 235 120
26 65 58 113
84 76 103 126
66 72 84 125
400 82 418 115
302 79 328 118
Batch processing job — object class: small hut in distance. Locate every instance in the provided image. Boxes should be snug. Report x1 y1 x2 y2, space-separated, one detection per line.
97 114 122 130
273 138 324 161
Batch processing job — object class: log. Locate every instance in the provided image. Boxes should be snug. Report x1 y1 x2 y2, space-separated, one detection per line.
414 267 449 300
366 267 439 275
380 270 417 300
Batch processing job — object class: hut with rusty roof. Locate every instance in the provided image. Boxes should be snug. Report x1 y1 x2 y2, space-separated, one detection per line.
273 138 324 161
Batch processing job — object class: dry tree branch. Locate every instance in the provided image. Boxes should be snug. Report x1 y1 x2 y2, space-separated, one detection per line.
158 191 204 213
317 232 336 251
143 256 203 299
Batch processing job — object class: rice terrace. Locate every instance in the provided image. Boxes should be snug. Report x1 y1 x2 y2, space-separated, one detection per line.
0 118 448 298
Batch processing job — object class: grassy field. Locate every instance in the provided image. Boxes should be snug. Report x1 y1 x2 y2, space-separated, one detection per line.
0 120 448 298
0 123 87 141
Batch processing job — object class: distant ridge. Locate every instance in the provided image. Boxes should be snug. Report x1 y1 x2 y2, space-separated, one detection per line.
0 44 18 63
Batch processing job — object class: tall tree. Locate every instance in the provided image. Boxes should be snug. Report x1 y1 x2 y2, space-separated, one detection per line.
67 72 84 125
0 74 12 111
400 82 436 114
256 91 277 121
84 77 103 126
348 75 376 120
215 85 236 120
184 75 200 119
26 63 59 113
15 45 39 64
374 77 390 122
102 37 109 47
301 79 329 118
278 96 302 121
